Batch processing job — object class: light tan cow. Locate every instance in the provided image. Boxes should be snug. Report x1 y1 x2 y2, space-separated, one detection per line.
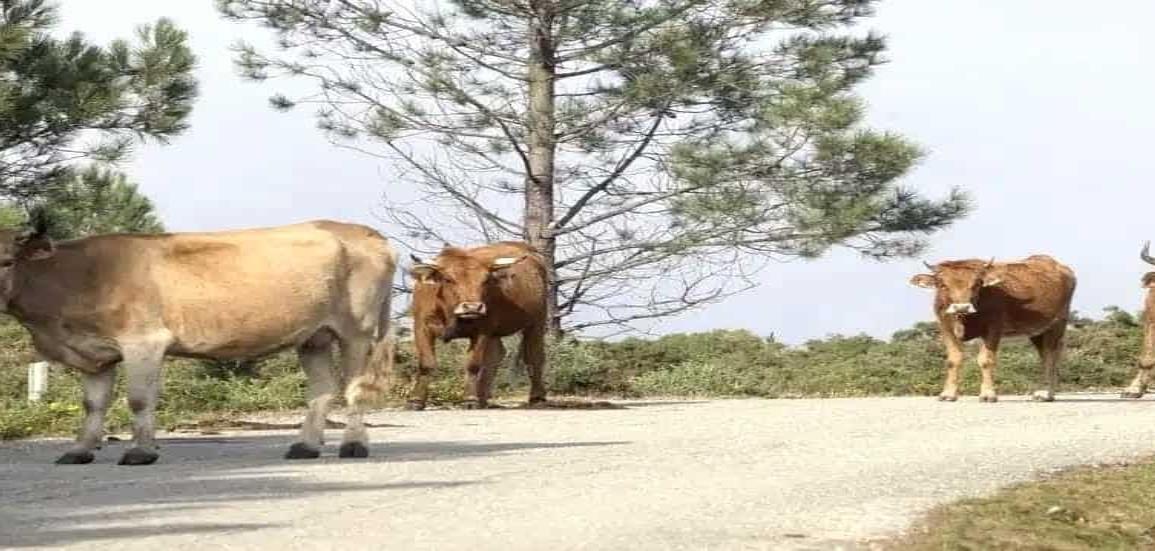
0 218 397 465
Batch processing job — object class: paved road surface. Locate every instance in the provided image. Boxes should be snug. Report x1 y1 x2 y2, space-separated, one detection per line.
4 395 1155 550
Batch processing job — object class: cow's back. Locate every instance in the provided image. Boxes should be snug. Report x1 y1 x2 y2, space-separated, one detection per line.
968 254 1076 338
157 221 394 357
15 221 395 363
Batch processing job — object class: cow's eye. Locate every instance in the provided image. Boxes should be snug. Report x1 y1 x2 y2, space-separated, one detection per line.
0 259 14 268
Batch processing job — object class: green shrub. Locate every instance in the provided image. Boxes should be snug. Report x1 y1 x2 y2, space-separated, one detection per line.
1 307 1149 439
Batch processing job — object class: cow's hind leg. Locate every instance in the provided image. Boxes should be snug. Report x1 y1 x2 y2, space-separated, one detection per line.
521 326 547 406
1029 323 1066 402
119 346 166 466
57 368 116 465
337 336 374 458
1123 321 1155 399
287 332 337 459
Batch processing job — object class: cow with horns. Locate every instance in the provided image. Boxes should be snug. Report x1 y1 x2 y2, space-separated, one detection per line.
909 255 1077 402
1122 242 1155 399
407 241 549 410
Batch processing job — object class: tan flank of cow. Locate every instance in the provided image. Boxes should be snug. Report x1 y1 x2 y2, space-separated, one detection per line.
1122 241 1155 399
909 255 1076 402
0 219 397 465
408 241 548 409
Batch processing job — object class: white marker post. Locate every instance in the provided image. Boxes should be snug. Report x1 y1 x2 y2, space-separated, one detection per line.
27 361 49 403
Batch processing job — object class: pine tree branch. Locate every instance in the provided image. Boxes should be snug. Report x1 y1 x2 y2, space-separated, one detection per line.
553 111 665 231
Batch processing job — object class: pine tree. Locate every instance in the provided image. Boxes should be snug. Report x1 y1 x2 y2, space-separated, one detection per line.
218 0 968 335
0 0 198 200
36 165 165 238
0 166 165 238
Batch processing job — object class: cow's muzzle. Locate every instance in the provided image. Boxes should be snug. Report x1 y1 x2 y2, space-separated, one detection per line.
945 303 977 315
453 302 487 319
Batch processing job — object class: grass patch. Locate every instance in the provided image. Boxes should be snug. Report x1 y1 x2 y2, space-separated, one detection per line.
888 459 1155 550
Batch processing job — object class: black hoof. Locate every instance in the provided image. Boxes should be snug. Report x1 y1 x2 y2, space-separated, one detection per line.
459 400 484 410
338 441 369 458
404 400 427 411
937 395 958 402
118 448 159 466
55 451 94 465
980 395 999 403
284 442 321 460
1121 391 1145 400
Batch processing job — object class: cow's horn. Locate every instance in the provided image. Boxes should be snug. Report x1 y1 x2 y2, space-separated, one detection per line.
1142 241 1155 266
409 253 423 264
922 260 936 271
493 257 518 267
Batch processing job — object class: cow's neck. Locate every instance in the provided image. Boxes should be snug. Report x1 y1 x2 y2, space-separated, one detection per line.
6 260 68 327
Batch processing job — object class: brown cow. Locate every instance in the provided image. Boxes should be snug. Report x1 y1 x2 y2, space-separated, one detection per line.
909 255 1076 402
407 241 548 410
0 219 397 465
1122 241 1155 399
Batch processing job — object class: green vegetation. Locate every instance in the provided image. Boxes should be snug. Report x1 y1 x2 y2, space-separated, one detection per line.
0 165 166 239
2 307 1144 440
31 166 165 238
889 459 1155 550
0 0 197 202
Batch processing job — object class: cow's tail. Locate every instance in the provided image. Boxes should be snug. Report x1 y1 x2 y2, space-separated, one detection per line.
346 262 398 408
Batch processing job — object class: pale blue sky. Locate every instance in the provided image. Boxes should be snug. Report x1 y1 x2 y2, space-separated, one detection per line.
58 1 1155 343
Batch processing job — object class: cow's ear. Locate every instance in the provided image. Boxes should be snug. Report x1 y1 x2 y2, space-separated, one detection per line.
1142 272 1155 289
909 274 936 289
410 264 440 284
15 228 54 261
490 255 527 271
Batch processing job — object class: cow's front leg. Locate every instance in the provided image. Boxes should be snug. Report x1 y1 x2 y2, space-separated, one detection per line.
463 336 503 409
406 328 437 411
938 320 964 401
119 348 166 466
56 368 116 465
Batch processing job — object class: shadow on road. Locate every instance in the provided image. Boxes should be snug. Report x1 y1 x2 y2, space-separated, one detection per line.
0 436 627 548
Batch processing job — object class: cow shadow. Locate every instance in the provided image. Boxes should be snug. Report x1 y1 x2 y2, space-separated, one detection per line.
0 435 626 548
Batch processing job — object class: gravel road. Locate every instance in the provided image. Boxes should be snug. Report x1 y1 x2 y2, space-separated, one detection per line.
3 394 1155 550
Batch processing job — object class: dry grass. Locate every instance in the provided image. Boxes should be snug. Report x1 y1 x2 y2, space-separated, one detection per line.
885 459 1155 550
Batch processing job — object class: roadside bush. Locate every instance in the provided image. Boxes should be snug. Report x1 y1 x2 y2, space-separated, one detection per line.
0 307 1147 439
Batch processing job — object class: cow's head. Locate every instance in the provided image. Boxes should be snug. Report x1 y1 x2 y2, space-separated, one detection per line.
1141 241 1155 291
409 248 528 339
0 217 54 303
910 259 1003 316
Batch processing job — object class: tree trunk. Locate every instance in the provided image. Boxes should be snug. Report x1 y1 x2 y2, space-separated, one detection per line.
524 2 560 337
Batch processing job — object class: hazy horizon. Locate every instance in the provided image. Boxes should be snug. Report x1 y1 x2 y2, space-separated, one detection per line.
56 0 1155 344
